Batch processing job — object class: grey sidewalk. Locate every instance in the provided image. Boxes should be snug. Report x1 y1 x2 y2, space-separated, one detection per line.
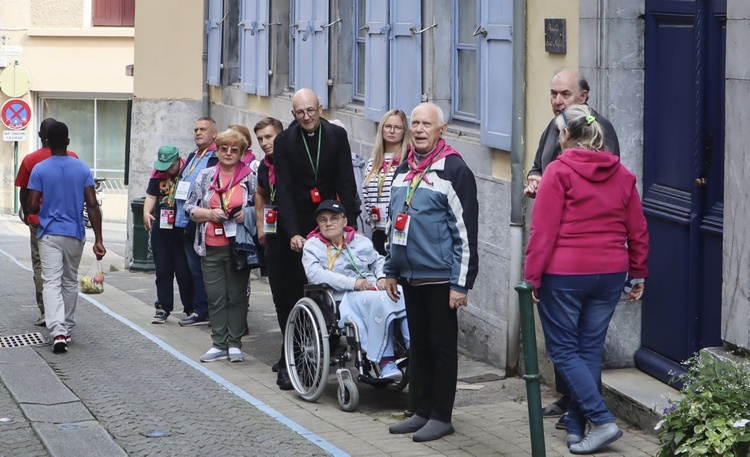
0 216 661 456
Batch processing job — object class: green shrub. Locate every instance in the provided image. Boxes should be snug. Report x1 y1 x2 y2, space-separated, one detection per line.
656 351 750 456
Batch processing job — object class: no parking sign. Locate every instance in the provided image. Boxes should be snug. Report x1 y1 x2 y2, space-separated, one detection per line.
1 98 31 130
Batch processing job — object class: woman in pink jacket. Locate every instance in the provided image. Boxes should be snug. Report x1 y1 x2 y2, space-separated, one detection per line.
524 104 649 454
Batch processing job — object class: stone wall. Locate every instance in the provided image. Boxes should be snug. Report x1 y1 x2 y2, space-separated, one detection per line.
721 0 750 350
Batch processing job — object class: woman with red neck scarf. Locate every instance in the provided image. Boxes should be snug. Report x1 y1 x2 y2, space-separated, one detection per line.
362 109 409 255
184 129 257 363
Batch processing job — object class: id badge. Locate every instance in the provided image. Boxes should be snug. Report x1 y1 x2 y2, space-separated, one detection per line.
223 220 237 238
372 203 388 230
310 188 322 204
392 213 410 246
214 226 224 236
159 209 175 230
175 181 191 200
264 205 278 234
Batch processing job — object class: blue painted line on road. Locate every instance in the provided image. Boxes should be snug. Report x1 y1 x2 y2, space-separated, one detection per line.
0 247 349 457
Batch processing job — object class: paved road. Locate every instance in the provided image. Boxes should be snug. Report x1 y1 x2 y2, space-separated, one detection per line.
0 216 661 456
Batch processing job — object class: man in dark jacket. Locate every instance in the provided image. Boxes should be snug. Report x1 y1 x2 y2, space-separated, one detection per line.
271 89 359 388
524 69 620 198
384 102 479 442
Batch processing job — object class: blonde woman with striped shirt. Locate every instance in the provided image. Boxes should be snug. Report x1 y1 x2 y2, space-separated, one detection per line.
362 109 409 255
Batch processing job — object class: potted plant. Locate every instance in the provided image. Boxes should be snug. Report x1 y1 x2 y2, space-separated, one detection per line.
656 351 750 456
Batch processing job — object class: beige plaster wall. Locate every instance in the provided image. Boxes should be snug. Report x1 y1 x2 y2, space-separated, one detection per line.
31 0 85 28
525 1 580 176
133 0 203 100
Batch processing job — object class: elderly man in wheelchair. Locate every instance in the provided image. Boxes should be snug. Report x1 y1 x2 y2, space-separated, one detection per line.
285 200 409 410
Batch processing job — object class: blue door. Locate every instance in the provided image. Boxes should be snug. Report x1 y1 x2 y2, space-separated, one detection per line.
635 0 726 386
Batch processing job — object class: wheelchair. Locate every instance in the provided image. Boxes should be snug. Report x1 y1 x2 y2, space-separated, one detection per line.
284 285 409 412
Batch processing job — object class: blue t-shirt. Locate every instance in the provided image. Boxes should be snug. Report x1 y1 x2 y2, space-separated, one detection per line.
28 155 94 241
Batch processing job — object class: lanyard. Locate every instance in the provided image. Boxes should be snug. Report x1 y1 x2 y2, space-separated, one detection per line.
217 173 238 211
184 148 209 179
329 240 366 278
301 127 322 180
404 170 429 209
166 177 178 206
269 184 276 203
376 158 395 202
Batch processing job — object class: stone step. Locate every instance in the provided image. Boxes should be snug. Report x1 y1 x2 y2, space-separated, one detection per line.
602 367 681 436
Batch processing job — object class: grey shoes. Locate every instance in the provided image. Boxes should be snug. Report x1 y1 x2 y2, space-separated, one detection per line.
228 350 244 363
389 416 455 442
569 422 622 454
389 415 428 434
179 313 208 327
34 313 46 327
151 309 168 324
412 419 455 442
199 350 228 362
566 433 583 446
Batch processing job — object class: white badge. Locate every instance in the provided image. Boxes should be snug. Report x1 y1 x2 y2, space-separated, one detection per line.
175 181 191 201
372 202 388 230
223 220 237 238
391 214 410 246
263 206 278 234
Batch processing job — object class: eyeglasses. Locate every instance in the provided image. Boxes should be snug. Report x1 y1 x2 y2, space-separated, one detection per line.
293 107 319 119
383 124 404 132
317 215 343 225
218 145 242 154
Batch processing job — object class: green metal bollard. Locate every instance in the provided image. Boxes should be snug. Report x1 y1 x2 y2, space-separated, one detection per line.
129 197 155 271
515 281 546 457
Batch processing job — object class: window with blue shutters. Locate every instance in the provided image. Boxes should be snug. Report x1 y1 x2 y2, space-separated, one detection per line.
354 0 367 101
239 0 270 96
362 0 421 122
450 0 513 150
478 0 512 150
291 0 331 108
452 0 480 121
206 0 223 87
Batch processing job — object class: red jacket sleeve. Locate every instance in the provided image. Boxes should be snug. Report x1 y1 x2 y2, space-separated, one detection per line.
524 167 566 289
625 184 649 278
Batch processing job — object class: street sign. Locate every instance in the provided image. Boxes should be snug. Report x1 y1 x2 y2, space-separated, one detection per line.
3 130 27 142
1 98 31 130
0 46 23 56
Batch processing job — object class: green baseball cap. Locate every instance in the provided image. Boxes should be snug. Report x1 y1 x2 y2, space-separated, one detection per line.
154 145 180 171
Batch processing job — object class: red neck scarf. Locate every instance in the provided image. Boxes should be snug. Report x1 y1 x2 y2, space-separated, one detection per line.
404 139 461 183
240 148 256 166
306 225 357 245
263 155 275 186
209 161 252 193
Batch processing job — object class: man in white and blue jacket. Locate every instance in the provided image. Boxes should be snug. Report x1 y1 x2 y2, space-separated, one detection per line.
384 103 479 442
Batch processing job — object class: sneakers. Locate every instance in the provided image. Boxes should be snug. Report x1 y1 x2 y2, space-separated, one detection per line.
569 422 623 454
34 314 46 327
228 348 244 363
199 349 228 362
542 400 568 417
52 335 67 353
389 415 429 434
151 309 169 324
556 412 568 430
380 361 403 382
179 313 208 327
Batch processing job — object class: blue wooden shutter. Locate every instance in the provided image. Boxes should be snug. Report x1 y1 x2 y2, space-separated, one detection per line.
239 0 269 95
389 0 421 117
364 1 390 122
293 0 330 108
206 0 223 86
479 0 513 150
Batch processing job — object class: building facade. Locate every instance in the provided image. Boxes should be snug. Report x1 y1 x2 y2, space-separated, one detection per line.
127 0 749 384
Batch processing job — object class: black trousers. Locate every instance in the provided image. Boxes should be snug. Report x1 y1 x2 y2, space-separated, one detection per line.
401 281 458 423
264 233 307 336
150 226 193 314
371 229 387 256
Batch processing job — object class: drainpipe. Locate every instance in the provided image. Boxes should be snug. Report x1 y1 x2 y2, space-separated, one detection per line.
506 0 527 377
202 0 210 117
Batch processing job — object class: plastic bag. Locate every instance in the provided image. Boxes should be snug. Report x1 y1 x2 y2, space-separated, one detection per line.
80 260 105 294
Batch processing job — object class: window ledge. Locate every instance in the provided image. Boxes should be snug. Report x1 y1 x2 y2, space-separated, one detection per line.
27 27 134 38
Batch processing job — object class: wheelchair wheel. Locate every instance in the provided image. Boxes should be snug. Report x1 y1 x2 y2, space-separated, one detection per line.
337 378 359 412
284 298 330 402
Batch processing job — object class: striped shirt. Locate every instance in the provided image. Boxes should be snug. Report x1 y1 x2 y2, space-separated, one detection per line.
362 153 398 230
